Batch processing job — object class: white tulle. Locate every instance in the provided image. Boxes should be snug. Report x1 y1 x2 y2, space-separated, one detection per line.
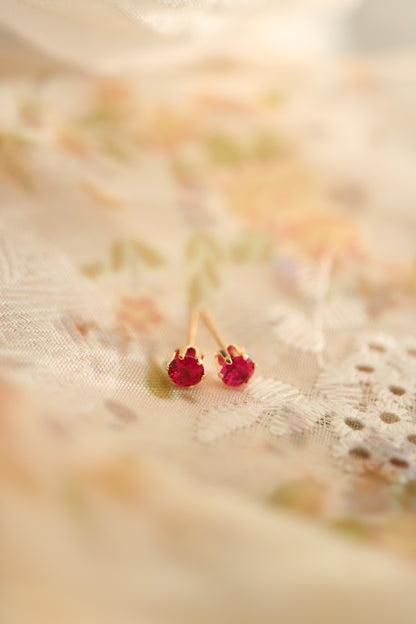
0 0 361 71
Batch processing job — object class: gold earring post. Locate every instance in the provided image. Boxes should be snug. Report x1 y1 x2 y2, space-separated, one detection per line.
177 308 201 359
201 309 232 364
187 307 200 346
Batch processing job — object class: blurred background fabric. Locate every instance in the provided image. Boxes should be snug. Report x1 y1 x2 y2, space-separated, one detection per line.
1 2 416 624
4 0 416 71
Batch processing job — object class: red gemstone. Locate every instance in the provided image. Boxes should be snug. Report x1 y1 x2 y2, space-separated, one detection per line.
218 347 255 387
168 347 204 387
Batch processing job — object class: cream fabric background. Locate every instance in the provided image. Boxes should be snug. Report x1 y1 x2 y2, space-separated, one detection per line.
1 2 416 623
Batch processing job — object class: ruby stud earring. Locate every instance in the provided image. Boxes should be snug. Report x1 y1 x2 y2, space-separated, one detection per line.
201 309 256 386
167 309 205 387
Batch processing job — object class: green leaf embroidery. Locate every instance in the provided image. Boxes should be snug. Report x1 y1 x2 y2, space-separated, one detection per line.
0 131 33 190
188 272 209 308
233 231 274 263
111 240 125 271
80 262 104 279
185 231 224 305
204 257 220 287
206 132 244 166
131 239 165 267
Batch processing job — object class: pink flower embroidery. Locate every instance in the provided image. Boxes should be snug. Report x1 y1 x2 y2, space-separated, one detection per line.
115 295 162 333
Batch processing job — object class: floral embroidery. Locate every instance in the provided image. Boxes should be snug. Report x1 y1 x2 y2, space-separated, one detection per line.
115 295 162 334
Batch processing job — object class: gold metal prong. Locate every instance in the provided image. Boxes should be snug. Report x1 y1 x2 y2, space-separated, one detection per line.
176 345 204 363
178 345 188 359
219 348 232 365
228 344 245 358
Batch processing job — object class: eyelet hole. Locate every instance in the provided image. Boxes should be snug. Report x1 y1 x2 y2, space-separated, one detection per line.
380 412 400 424
349 447 370 460
344 418 365 430
356 365 374 373
390 458 409 469
369 344 385 353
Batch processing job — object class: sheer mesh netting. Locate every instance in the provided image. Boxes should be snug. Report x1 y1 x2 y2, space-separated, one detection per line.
0 0 357 70
0 0 257 70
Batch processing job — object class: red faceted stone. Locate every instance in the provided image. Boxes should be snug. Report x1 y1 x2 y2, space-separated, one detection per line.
218 347 255 387
168 347 204 387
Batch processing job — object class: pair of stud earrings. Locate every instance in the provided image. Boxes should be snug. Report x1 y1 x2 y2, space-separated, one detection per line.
167 309 257 388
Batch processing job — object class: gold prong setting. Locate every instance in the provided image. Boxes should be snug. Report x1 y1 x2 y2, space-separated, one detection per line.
215 344 256 387
167 345 205 387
